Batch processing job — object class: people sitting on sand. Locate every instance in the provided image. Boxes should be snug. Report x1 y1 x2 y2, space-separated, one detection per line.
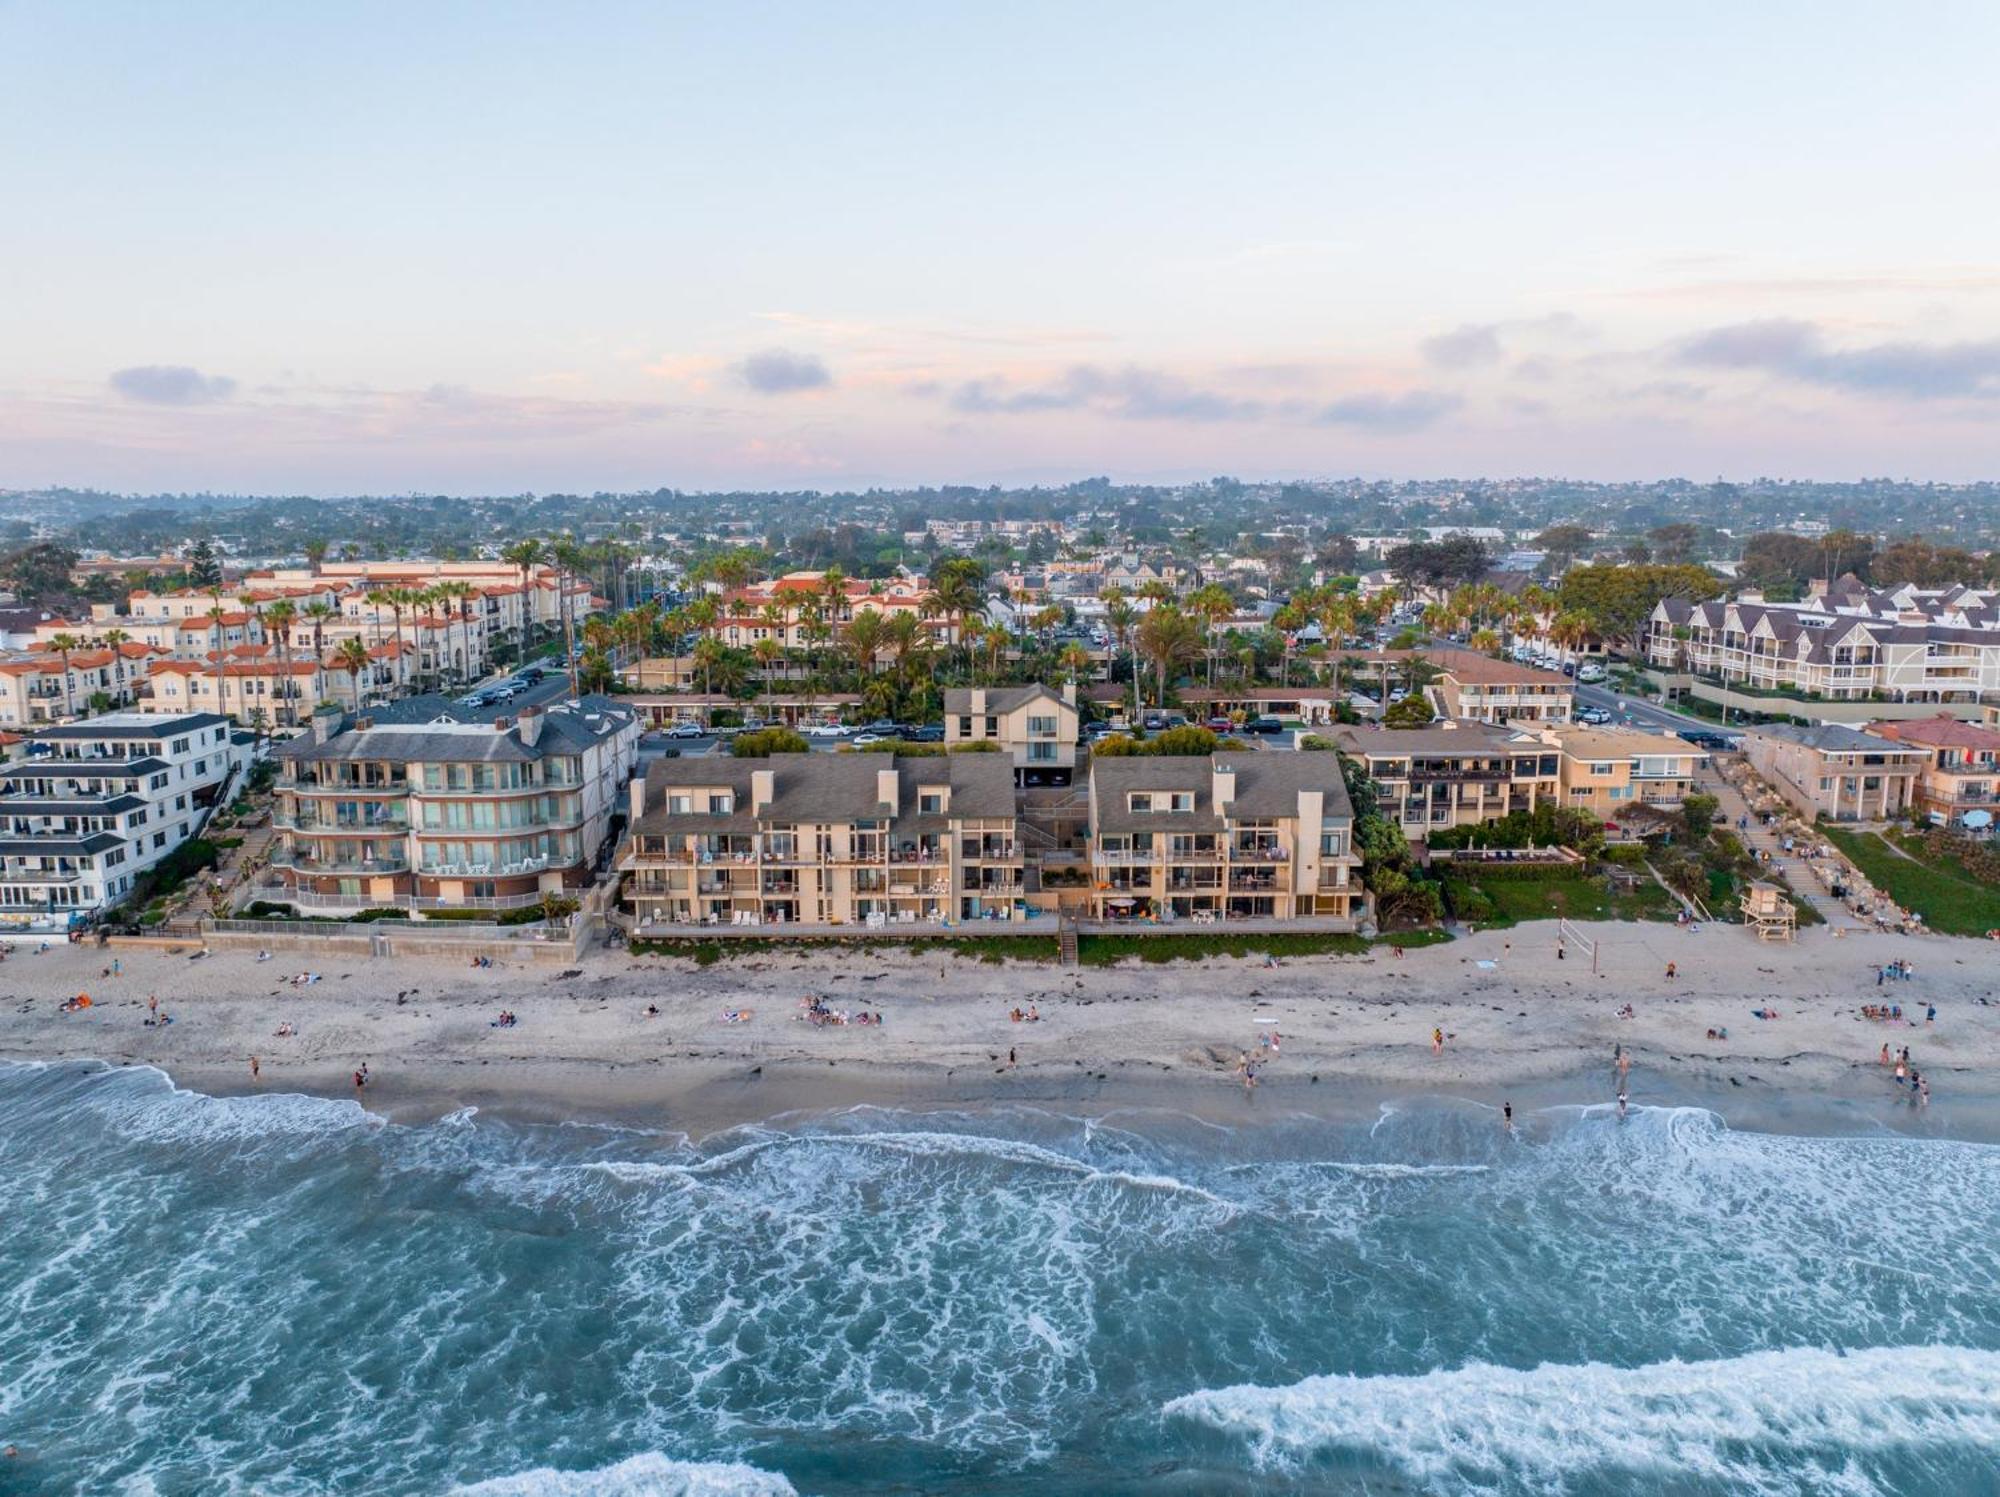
645 1003 660 1018
490 1010 517 1028
1010 1007 1025 1023
1026 1005 1041 1023
1706 1026 1728 1041
273 1022 296 1038
1752 1007 1781 1020
1617 1004 1636 1020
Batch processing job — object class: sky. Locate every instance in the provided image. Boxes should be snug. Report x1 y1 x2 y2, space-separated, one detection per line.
4 0 2000 494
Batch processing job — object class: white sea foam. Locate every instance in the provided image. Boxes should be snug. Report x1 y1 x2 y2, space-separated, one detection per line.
450 1453 799 1496
1164 1345 2000 1491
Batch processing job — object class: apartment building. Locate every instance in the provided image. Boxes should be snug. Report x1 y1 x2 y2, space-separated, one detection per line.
1536 725 1699 816
0 644 161 728
1864 714 2000 831
0 712 246 935
943 684 1079 782
1426 649 1574 725
621 752 1024 929
1648 584 2000 705
710 571 957 652
1739 723 1925 823
266 697 638 914
1086 753 1360 924
1331 722 1562 836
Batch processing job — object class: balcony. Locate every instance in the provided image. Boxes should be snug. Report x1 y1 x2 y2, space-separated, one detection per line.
419 854 554 877
275 809 409 832
270 848 409 874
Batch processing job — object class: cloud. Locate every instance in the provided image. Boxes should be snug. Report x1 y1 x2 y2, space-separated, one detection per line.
734 349 833 395
1675 318 2000 398
1314 390 1461 432
108 365 238 405
1421 324 1504 369
944 365 1266 422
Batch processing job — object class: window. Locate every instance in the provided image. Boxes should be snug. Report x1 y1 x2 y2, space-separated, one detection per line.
919 791 944 814
957 716 973 737
1590 763 1615 777
668 795 692 814
712 794 733 815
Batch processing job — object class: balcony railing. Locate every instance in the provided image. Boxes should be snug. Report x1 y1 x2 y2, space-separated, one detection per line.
419 854 553 877
270 850 409 874
275 810 410 831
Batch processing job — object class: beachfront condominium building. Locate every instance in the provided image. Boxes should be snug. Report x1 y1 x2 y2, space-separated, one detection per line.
1536 725 1701 817
943 684 1080 783
1739 723 1926 823
1425 649 1574 725
1863 714 2000 832
1647 581 2000 705
1086 752 1361 925
0 712 247 936
621 752 1024 929
1329 722 1562 836
266 697 639 915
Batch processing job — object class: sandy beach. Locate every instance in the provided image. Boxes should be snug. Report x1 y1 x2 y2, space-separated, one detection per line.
4 918 1996 1139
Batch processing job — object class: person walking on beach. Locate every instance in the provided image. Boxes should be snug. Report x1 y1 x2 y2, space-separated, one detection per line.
1664 962 1676 982
1615 1046 1631 1080
1617 1091 1629 1121
1432 1026 1444 1056
1502 1101 1514 1132
249 1055 259 1081
147 994 158 1019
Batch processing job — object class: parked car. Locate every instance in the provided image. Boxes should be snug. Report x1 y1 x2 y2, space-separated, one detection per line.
460 691 495 708
1576 707 1612 725
901 723 945 743
1142 714 1167 731
1244 716 1284 735
1205 716 1233 732
851 733 889 747
860 719 897 735
1576 664 1607 684
665 722 705 739
803 722 849 739
517 666 545 683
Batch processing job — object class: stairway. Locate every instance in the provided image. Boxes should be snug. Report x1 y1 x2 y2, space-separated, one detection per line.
1058 914 1080 967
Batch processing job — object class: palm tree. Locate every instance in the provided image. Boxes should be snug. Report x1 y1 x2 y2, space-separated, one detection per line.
1272 601 1308 687
1059 640 1092 685
501 538 545 649
1104 584 1136 720
550 538 589 697
303 600 337 672
99 627 130 708
365 588 405 682
1186 583 1234 687
691 635 725 701
263 599 299 725
47 631 80 719
1136 604 1202 706
206 593 232 722
304 537 331 573
845 609 886 680
334 637 372 710
751 637 782 719
926 559 986 677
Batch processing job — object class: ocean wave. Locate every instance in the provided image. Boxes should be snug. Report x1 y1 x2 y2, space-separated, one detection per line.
1163 1344 2000 1491
450 1453 799 1496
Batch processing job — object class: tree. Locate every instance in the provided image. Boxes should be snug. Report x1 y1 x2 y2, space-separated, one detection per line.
186 537 223 591
303 600 337 672
47 631 80 719
1136 604 1202 703
501 538 545 646
335 636 372 710
1648 522 1702 564
1736 532 1821 593
1556 562 1723 658
1317 531 1360 574
1871 537 1981 589
0 542 80 604
1383 693 1436 728
303 537 331 572
263 599 299 725
1387 536 1489 589
1534 524 1595 572
731 726 810 757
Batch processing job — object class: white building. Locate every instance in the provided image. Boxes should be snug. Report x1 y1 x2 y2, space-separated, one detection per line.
0 712 249 936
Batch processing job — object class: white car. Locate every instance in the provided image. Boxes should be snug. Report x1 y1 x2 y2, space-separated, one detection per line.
1577 664 1607 684
665 722 705 739
851 732 888 747
803 723 849 739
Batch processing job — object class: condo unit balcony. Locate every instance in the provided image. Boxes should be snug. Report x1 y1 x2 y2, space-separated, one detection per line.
270 847 410 874
1229 837 1286 861
275 806 410 832
1228 868 1281 892
1094 847 1161 867
888 843 945 864
418 853 553 877
960 838 1017 861
290 767 408 791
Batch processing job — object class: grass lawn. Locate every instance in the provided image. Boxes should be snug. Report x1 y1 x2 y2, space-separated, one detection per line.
1823 826 2000 937
1467 872 1680 926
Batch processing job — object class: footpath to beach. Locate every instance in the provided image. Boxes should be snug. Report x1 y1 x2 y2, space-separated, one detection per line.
3 918 1995 1137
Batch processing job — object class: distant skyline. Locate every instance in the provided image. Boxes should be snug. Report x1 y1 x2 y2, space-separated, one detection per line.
5 1 2000 494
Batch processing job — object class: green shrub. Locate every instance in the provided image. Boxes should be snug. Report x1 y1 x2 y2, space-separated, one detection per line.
731 727 811 757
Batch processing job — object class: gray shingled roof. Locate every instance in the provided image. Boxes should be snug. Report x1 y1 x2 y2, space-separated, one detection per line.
943 684 1068 714
1090 752 1351 834
634 751 1018 837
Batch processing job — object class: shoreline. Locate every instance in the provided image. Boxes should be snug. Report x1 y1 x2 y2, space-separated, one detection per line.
5 916 1995 1144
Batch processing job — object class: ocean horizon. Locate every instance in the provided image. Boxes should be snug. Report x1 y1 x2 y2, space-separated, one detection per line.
4 1059 1997 1495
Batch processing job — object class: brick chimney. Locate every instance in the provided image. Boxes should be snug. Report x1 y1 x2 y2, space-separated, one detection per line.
516 705 543 748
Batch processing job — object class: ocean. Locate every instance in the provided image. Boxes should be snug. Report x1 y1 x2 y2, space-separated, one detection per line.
3 1060 1997 1496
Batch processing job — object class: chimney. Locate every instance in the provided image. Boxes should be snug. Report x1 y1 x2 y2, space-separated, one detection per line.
969 687 986 715
516 705 543 748
1211 762 1236 813
751 767 775 814
1061 681 1076 707
629 773 647 823
310 703 342 744
876 765 900 814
